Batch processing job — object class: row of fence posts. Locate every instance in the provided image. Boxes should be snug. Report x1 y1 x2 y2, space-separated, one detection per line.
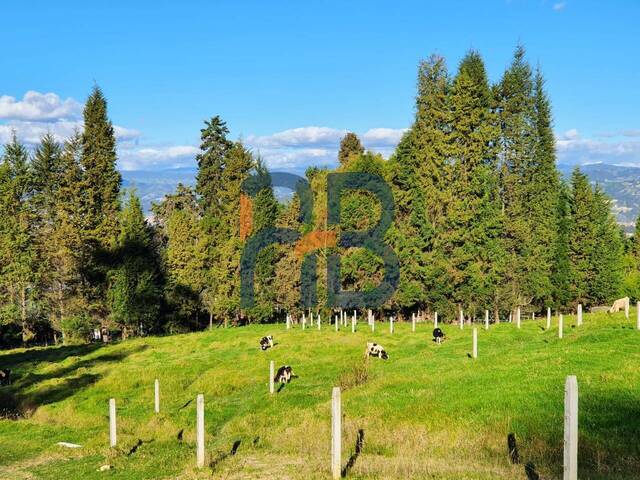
102 304 636 471
284 301 640 333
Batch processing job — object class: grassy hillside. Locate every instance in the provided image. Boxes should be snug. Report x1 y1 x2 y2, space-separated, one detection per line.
1 311 639 479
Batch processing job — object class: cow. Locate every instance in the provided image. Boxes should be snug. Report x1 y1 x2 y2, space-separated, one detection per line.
274 365 297 384
433 328 446 344
0 369 11 386
609 297 630 314
259 335 274 351
365 342 388 360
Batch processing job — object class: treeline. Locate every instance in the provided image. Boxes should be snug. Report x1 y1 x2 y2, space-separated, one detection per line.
0 47 637 346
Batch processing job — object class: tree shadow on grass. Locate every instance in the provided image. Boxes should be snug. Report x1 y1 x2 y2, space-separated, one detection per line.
0 345 147 418
342 429 364 478
516 391 640 478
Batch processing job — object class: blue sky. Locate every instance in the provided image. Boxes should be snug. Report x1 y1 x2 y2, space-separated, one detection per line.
1 0 639 171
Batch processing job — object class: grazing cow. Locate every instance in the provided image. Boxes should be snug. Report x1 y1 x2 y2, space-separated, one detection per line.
433 328 446 344
365 342 388 360
259 335 274 351
0 369 11 386
609 297 629 314
274 365 297 384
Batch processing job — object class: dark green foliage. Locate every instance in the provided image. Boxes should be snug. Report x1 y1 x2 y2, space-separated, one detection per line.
338 132 364 165
108 191 162 336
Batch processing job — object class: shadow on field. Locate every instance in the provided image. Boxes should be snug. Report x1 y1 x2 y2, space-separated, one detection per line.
517 390 640 477
209 439 242 470
0 345 147 418
342 429 364 478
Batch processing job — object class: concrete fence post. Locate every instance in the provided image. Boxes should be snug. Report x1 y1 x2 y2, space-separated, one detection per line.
412 313 416 332
434 311 438 329
196 394 205 468
472 328 478 359
459 309 464 330
318 315 321 331
109 398 117 447
577 304 582 326
547 307 551 330
331 387 341 480
286 314 291 330
564 375 578 480
154 379 160 414
559 314 564 339
269 361 275 394
302 314 306 330
516 307 521 329
484 310 489 330
390 316 394 334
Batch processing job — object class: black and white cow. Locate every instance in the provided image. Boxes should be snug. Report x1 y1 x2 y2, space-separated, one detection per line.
274 365 297 384
259 335 274 351
433 328 446 344
365 342 388 360
0 369 11 386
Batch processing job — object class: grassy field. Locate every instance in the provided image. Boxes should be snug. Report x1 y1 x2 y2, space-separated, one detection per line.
0 311 639 479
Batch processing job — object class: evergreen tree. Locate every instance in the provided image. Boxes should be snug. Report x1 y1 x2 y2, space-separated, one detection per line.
108 191 162 337
338 132 364 165
47 133 90 341
81 86 121 247
195 116 232 213
497 46 552 309
389 54 450 316
0 134 37 343
443 51 504 316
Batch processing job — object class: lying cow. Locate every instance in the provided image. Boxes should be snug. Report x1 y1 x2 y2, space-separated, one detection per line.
609 297 629 314
0 369 11 386
365 342 388 360
433 328 446 344
274 365 297 384
259 335 274 351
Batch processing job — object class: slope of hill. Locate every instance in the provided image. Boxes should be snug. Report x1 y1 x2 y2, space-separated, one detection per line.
125 163 640 233
1 312 639 479
559 163 640 232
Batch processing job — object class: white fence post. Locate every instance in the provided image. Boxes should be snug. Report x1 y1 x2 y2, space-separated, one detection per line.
547 307 551 330
318 315 321 331
331 387 341 480
559 314 564 339
516 307 521 329
335 315 339 332
269 361 275 395
625 298 630 319
302 314 306 330
154 379 160 414
484 310 489 330
390 316 394 334
196 394 205 468
459 309 464 330
564 375 578 480
472 328 478 359
109 398 117 447
412 313 416 332
434 311 438 329
577 304 582 326
286 314 291 330
371 316 375 333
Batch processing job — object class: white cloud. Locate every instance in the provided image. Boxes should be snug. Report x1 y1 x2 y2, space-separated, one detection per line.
118 145 199 170
553 2 566 11
246 126 407 170
556 129 640 166
0 91 82 121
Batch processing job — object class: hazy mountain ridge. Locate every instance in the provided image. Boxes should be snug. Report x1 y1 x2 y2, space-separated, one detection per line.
123 163 640 232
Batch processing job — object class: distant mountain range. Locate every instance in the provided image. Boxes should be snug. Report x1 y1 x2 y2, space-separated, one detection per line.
123 163 640 232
